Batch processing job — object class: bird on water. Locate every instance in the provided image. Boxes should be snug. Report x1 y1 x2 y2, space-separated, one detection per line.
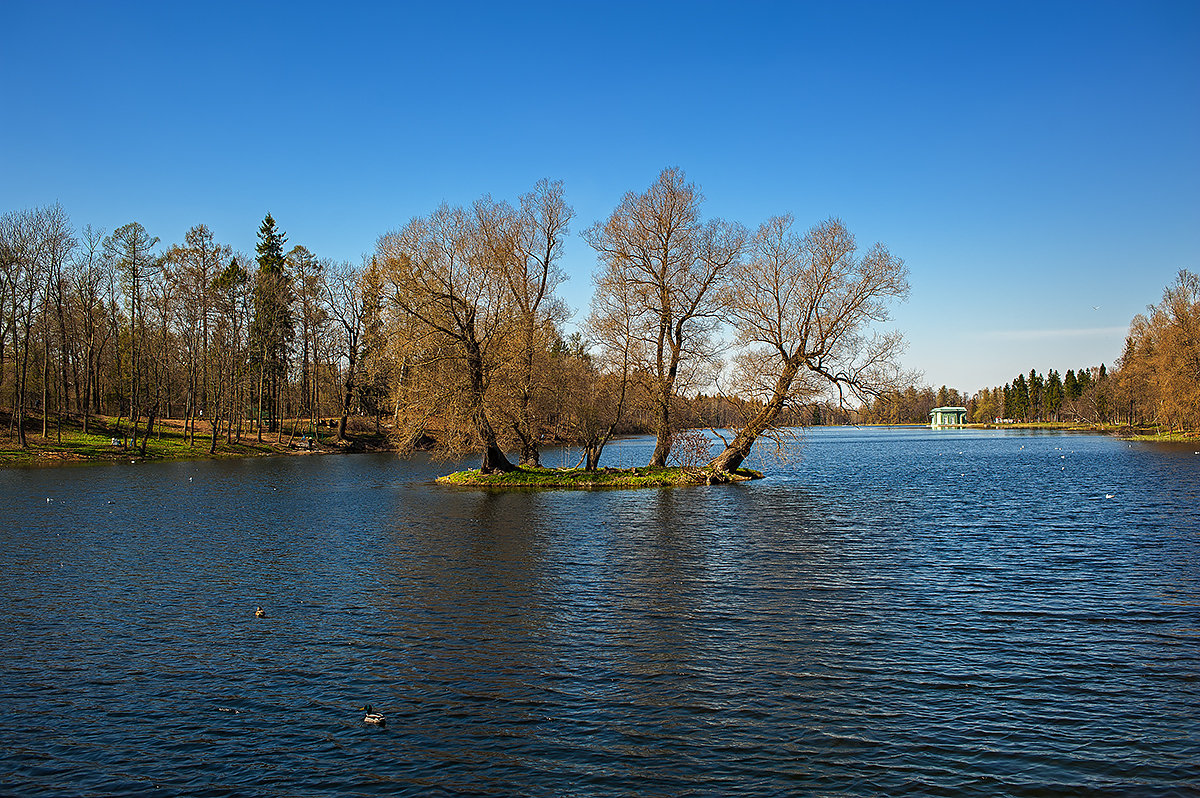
254 606 266 618
362 705 385 726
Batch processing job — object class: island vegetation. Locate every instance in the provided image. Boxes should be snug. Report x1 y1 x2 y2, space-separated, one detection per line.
1 177 1196 475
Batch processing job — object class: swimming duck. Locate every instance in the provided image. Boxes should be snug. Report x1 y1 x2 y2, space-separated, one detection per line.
254 606 266 618
362 705 385 726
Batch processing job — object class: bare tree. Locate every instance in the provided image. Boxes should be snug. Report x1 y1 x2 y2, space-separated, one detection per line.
39 204 76 440
377 203 516 473
572 271 647 470
211 255 251 451
0 208 47 447
289 246 325 438
709 216 909 472
70 225 110 432
166 224 231 445
585 168 746 466
104 221 159 447
488 179 573 466
324 258 367 441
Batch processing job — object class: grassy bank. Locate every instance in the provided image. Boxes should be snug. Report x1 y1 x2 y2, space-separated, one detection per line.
0 412 393 467
437 465 764 488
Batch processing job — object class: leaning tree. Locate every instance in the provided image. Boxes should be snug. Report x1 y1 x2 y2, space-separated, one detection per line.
709 216 910 473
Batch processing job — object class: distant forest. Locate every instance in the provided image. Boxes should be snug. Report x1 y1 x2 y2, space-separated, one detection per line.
859 269 1199 431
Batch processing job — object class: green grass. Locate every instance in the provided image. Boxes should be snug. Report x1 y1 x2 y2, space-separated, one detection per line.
437 465 763 488
0 416 335 466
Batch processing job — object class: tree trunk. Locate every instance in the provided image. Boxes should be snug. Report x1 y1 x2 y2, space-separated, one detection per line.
41 320 49 438
466 340 515 473
649 388 672 467
709 357 801 473
140 408 155 457
338 350 356 442
256 360 266 443
516 428 540 467
648 344 682 467
210 393 220 455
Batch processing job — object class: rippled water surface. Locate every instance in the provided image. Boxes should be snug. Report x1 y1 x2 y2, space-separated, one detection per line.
1 428 1198 796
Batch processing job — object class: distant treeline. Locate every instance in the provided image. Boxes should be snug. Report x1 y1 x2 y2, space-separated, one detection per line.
4 189 1192 463
858 270 1199 431
969 366 1109 424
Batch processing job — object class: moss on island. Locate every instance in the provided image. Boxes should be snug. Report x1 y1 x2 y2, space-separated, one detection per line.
436 465 764 488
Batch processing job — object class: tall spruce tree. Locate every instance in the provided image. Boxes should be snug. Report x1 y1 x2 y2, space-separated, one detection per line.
1013 373 1029 420
1064 369 1079 400
1045 369 1063 420
1028 369 1044 421
249 213 293 436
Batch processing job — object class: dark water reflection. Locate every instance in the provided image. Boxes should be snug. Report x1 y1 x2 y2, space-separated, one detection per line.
1 428 1198 795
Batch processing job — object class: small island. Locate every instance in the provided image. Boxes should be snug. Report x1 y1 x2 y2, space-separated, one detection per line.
437 465 763 488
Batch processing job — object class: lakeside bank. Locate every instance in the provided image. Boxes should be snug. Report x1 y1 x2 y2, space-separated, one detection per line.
2 415 1194 469
0 413 393 467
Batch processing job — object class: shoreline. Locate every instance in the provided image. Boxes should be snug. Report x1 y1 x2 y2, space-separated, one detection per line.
0 413 396 468
2 417 1195 469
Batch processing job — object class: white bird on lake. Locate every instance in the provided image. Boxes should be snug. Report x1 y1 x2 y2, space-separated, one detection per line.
362 705 385 726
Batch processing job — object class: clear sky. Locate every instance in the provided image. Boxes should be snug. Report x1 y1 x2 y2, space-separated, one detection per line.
3 1 1197 394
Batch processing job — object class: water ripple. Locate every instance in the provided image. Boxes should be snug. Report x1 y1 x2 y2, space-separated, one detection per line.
1 430 1198 795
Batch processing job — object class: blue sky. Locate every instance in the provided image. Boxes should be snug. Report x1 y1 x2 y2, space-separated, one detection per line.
3 1 1197 393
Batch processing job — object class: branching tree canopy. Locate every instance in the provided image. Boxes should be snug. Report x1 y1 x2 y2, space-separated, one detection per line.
1119 269 1200 431
477 180 573 466
376 203 517 472
710 216 910 472
585 167 746 467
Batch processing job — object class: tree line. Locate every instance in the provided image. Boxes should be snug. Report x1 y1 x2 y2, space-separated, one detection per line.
0 205 391 454
2 169 915 473
968 366 1109 424
857 270 1198 431
4 187 1192 467
963 271 1197 430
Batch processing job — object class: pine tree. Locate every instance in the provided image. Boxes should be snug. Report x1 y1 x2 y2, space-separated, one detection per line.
1013 374 1029 420
1046 369 1063 420
1064 369 1079 400
249 213 294 436
1028 369 1044 421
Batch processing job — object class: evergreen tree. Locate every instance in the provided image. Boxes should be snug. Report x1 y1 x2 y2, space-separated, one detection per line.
249 213 294 435
1045 369 1063 420
1064 369 1079 400
1013 374 1029 420
1028 369 1044 421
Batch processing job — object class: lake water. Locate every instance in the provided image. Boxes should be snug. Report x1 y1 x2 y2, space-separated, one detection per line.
1 427 1198 796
